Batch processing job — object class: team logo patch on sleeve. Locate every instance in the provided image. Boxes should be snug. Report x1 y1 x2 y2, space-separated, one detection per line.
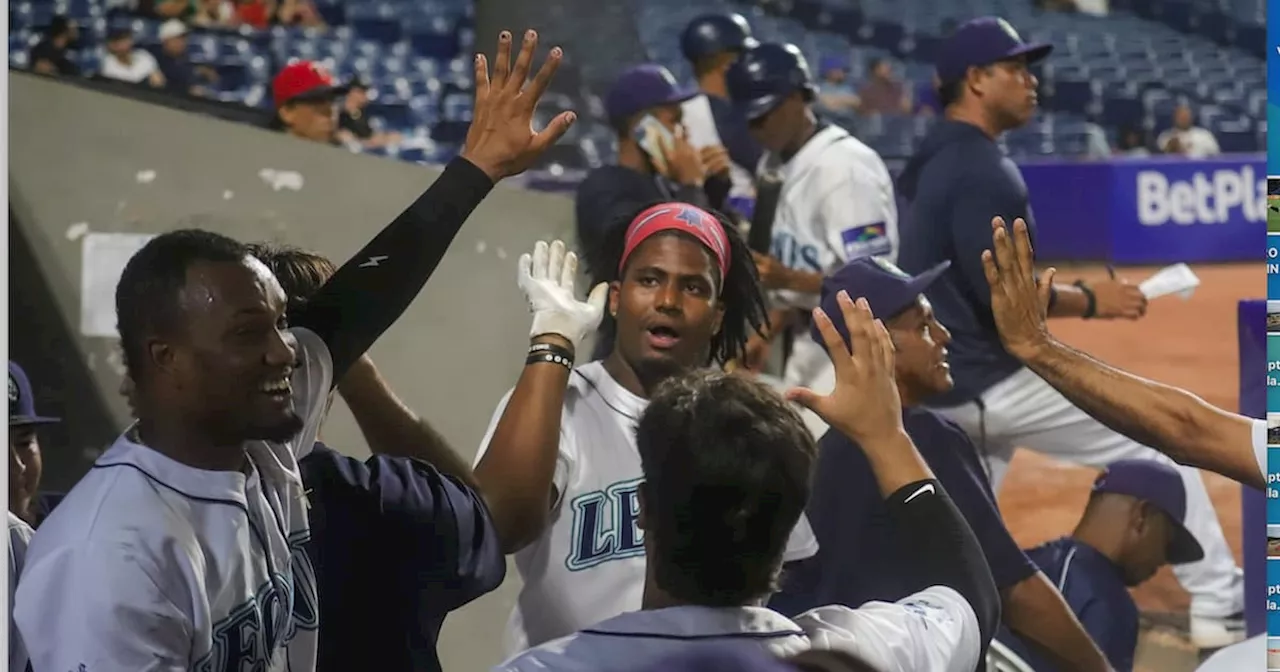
839 222 893 259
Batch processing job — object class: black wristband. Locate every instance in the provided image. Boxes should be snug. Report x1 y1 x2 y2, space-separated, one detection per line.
526 343 574 370
1073 280 1097 319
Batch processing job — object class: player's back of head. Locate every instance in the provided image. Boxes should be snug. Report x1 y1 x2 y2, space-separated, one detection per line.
636 369 815 606
115 229 249 382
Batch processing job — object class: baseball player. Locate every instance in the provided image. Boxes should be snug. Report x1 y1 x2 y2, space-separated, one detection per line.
247 243 505 672
8 512 33 672
896 17 1242 647
678 12 764 212
474 203 817 654
497 297 998 672
982 221 1272 672
997 459 1203 672
770 257 1112 671
8 361 63 528
725 41 898 397
13 29 573 670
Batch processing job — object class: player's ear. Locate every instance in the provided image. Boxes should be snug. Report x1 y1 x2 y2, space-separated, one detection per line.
147 337 178 376
608 281 621 318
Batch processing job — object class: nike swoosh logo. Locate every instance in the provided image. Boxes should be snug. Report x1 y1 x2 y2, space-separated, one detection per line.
904 483 935 503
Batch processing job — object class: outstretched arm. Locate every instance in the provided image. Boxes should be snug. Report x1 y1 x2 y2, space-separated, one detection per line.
983 216 1264 490
289 30 576 383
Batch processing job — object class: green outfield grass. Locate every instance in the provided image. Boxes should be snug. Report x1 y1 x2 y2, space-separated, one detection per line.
1269 203 1280 233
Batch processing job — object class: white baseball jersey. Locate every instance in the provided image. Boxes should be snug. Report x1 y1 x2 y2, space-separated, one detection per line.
766 124 899 394
9 513 34 672
681 94 756 200
14 327 332 672
475 361 818 655
494 585 981 672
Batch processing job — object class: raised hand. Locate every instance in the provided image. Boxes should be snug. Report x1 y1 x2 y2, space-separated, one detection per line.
518 240 609 355
981 216 1055 361
787 291 904 445
462 30 576 181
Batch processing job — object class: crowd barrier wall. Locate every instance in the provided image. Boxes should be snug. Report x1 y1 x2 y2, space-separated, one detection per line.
1024 154 1266 264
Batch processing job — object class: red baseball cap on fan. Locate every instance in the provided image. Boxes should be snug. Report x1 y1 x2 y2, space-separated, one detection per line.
272 60 349 108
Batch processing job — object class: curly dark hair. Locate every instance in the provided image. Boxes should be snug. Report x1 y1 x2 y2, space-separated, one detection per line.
589 201 769 365
637 369 816 606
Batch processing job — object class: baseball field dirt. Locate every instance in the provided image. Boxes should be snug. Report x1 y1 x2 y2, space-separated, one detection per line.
996 262 1261 671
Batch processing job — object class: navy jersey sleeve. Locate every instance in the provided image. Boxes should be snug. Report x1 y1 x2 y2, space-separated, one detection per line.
910 412 1038 590
707 95 763 172
301 443 505 613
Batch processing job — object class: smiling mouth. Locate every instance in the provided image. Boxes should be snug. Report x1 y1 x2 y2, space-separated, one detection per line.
259 376 292 401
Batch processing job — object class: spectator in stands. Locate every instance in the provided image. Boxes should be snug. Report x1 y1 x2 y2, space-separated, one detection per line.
155 20 217 97
997 460 1201 671
277 0 327 29
8 362 61 529
137 0 192 20
816 59 859 116
337 79 402 149
1114 125 1150 157
29 15 80 77
237 0 274 28
857 58 911 116
192 0 241 29
100 28 165 89
272 60 347 144
1157 104 1221 158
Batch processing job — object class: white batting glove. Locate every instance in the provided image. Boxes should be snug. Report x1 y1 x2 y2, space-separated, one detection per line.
518 240 609 354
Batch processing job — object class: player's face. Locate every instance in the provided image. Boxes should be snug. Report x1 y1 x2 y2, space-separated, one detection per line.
168 258 302 444
9 426 41 518
747 95 802 153
610 234 725 382
887 297 953 398
1120 503 1174 586
977 58 1039 129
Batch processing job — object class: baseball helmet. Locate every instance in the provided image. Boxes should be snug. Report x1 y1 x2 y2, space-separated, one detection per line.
725 42 816 121
680 13 757 63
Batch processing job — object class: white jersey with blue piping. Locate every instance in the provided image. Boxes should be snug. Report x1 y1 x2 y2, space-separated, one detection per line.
13 327 332 671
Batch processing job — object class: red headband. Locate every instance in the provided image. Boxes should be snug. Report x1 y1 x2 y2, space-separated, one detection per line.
619 204 730 282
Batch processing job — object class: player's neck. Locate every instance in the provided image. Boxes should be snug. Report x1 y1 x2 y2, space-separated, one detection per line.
641 582 693 610
617 143 652 176
896 380 921 409
781 114 817 161
135 417 249 472
697 73 728 99
602 352 650 399
944 105 1003 139
1070 521 1125 566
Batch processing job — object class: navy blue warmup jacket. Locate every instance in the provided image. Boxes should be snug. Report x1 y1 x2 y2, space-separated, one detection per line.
896 119 1041 406
769 407 1037 615
996 538 1139 672
302 442 505 672
705 93 764 175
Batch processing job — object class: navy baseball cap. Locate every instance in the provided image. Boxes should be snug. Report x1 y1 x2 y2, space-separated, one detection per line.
934 16 1053 85
604 64 699 125
811 257 951 347
1092 459 1203 564
9 361 59 427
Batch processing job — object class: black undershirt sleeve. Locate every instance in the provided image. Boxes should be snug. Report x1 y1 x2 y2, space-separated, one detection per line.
883 478 1001 650
290 156 495 384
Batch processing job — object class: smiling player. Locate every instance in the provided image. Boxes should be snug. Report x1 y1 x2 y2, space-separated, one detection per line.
473 202 818 654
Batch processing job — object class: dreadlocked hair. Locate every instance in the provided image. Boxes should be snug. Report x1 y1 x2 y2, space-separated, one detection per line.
594 201 769 365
